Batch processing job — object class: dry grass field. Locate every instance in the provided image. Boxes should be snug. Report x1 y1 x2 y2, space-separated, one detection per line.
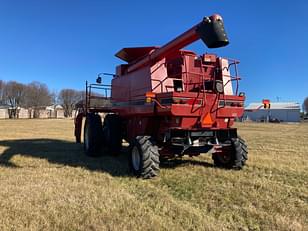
0 119 307 231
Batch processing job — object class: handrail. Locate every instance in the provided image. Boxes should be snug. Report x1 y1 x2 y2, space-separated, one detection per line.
151 71 241 94
85 81 112 113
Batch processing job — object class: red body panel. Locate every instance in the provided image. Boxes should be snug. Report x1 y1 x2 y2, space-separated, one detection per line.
110 49 244 142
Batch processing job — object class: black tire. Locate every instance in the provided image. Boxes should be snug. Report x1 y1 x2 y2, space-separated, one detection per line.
84 113 103 157
130 136 160 179
102 114 122 154
212 137 248 169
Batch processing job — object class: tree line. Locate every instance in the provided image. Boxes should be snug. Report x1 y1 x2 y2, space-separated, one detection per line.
1 79 307 118
0 80 84 118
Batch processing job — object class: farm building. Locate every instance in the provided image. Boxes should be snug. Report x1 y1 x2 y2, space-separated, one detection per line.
29 105 65 119
46 105 65 118
0 105 9 119
18 107 30 119
0 105 65 119
243 102 300 122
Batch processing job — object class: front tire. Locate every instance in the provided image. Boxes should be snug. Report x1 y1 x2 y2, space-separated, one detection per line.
212 137 248 169
130 136 160 179
84 113 103 157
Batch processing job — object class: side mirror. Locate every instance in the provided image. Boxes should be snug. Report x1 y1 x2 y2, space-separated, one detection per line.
96 76 102 84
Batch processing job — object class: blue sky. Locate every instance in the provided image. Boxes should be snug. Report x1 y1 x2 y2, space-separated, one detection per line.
0 0 307 105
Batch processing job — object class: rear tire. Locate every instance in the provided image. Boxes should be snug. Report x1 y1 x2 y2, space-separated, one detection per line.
102 114 122 154
84 113 103 157
212 137 248 169
130 136 160 179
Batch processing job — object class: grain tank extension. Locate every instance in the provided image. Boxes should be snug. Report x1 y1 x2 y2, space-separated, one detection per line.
74 14 248 178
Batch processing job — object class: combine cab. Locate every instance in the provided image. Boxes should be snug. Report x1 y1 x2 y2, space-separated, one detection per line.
74 14 248 178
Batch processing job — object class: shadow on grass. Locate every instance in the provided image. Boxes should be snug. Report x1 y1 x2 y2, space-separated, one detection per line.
0 139 214 177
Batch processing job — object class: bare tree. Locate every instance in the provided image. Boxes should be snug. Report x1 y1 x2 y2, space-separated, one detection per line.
304 97 308 115
50 90 59 105
0 80 5 104
59 89 84 117
24 81 52 118
4 81 26 118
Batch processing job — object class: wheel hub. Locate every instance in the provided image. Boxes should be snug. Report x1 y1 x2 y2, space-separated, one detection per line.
84 126 90 150
219 152 232 163
132 146 140 171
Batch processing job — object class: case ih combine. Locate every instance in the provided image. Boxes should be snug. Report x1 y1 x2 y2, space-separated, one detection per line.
74 14 248 178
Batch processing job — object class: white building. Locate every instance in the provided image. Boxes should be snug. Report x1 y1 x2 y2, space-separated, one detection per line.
243 102 300 122
18 107 30 119
46 105 65 118
0 105 9 119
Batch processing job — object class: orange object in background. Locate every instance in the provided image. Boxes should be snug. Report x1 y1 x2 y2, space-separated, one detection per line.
262 99 271 109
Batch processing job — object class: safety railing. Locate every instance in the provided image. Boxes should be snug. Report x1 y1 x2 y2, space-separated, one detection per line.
151 61 241 95
148 57 242 115
217 58 243 110
85 81 112 113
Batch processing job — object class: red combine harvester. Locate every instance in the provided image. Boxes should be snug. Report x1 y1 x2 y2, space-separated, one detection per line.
74 14 248 178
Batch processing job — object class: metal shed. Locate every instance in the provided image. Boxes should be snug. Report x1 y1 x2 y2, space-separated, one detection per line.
243 102 300 122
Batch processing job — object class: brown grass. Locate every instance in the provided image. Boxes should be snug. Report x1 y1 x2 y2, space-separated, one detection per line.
0 119 307 231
